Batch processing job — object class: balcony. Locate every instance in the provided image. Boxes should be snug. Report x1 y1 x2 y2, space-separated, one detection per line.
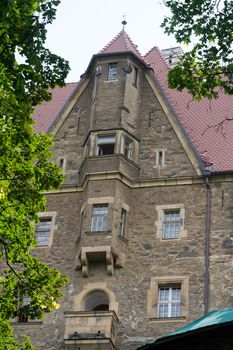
75 231 127 277
64 310 118 350
78 154 139 184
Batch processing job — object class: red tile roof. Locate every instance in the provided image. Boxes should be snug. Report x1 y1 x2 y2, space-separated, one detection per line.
144 47 233 172
99 30 146 63
33 82 78 133
33 31 233 173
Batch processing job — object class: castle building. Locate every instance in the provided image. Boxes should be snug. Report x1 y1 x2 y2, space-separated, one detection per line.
13 29 233 350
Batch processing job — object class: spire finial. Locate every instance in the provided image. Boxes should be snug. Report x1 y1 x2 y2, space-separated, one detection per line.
122 13 127 31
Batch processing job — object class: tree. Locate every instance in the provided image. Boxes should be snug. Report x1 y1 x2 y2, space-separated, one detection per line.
161 0 233 100
0 1 69 348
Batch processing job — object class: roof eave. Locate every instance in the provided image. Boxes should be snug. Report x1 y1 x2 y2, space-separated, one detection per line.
81 51 151 78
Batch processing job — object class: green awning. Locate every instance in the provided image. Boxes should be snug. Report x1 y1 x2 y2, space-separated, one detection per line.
137 309 233 350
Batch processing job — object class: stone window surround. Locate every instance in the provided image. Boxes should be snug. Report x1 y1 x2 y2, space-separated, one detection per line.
155 204 187 240
84 197 114 233
84 129 139 164
147 276 189 321
153 149 166 168
57 156 66 174
74 282 118 313
35 211 57 248
108 62 118 81
117 199 129 239
85 197 130 236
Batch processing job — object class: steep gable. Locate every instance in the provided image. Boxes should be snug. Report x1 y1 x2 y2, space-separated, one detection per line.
32 31 233 173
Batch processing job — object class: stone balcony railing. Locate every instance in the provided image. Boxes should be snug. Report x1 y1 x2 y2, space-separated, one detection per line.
78 154 139 184
64 310 118 350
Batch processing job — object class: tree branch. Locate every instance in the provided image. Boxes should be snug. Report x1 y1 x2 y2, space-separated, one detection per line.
0 238 27 285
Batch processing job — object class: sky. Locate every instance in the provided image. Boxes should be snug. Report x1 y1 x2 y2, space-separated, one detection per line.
45 0 179 82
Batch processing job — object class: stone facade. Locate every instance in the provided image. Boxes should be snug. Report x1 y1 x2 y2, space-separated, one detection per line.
13 43 233 350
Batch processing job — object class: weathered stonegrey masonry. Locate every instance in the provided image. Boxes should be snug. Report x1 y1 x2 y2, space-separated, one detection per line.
13 30 233 350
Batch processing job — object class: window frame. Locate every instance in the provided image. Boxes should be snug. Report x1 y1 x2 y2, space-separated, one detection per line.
147 276 189 321
155 204 186 240
119 208 127 237
91 204 109 232
132 66 138 87
96 135 116 156
158 285 181 318
155 149 166 168
162 210 181 240
35 212 57 248
108 63 118 81
123 137 133 160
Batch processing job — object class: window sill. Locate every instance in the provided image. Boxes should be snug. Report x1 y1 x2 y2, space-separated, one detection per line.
149 316 186 322
105 79 118 83
85 230 112 235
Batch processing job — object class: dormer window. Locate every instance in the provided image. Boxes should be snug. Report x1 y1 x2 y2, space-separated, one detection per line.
108 63 117 80
97 135 115 155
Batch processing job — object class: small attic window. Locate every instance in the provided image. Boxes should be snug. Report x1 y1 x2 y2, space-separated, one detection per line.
108 63 117 80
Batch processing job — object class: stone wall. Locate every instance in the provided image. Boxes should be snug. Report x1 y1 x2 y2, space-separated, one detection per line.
13 53 233 350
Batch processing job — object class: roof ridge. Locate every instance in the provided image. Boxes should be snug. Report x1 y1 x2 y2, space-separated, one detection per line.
121 30 144 59
144 46 169 69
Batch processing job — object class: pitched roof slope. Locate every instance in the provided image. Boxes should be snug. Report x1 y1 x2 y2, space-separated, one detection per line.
32 31 233 172
33 82 78 133
99 30 146 63
144 47 233 172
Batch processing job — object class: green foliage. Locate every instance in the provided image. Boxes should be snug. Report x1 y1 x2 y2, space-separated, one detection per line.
0 1 70 348
161 0 233 99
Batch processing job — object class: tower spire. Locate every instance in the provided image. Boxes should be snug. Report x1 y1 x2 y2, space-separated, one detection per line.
122 13 127 31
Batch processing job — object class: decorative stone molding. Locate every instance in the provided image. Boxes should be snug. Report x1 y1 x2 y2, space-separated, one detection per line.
74 282 118 312
147 275 189 320
155 203 187 240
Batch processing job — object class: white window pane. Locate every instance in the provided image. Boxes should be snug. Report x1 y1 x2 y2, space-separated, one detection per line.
159 288 169 301
91 205 108 232
35 218 52 246
158 304 169 318
108 64 117 80
172 288 181 301
163 211 180 239
158 286 181 318
171 303 181 317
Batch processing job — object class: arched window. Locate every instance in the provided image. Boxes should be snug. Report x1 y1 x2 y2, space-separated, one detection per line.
84 291 109 311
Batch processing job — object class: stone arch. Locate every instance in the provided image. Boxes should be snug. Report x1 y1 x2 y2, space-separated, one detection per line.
74 282 118 313
84 290 109 311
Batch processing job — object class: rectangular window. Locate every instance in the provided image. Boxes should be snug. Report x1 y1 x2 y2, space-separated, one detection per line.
133 66 138 87
158 286 181 318
91 204 109 232
35 218 52 246
97 135 115 155
162 210 180 239
155 149 165 167
119 208 126 237
108 63 117 80
124 137 133 159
